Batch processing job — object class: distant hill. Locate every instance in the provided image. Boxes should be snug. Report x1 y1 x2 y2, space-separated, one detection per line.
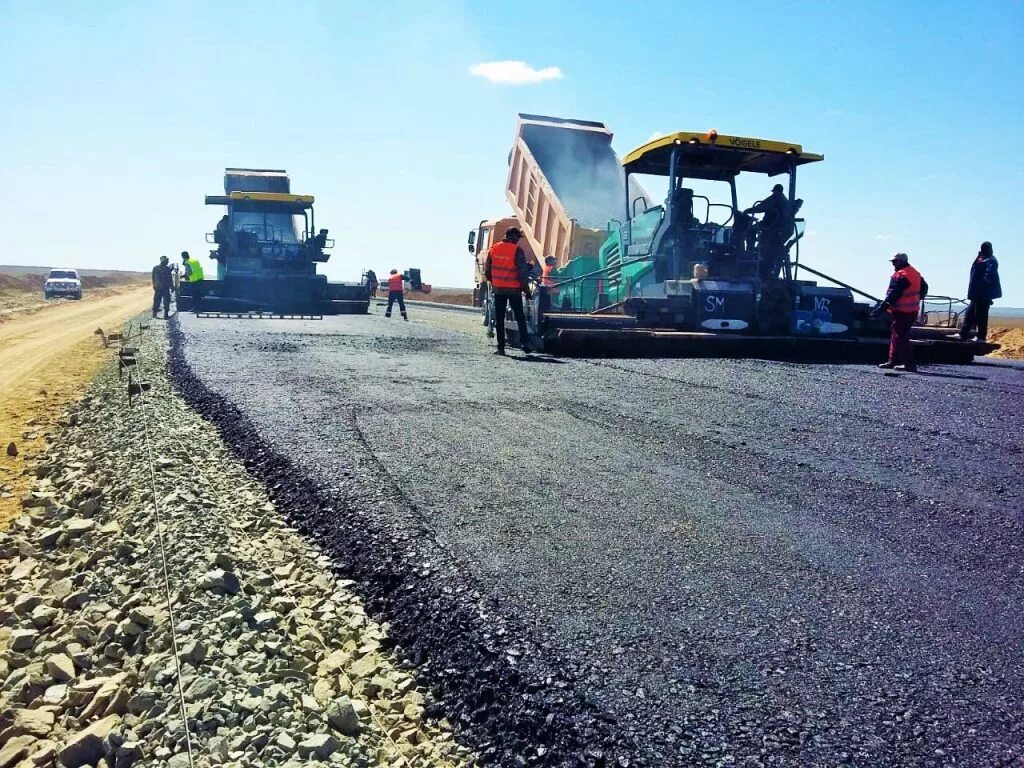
991 306 1024 319
0 264 147 278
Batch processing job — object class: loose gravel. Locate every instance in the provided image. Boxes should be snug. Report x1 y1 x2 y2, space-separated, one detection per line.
0 321 472 767
172 309 1024 767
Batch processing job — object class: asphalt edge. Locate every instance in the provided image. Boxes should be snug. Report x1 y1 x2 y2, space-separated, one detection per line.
165 319 635 767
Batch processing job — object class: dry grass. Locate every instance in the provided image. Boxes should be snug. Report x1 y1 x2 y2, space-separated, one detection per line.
405 287 475 306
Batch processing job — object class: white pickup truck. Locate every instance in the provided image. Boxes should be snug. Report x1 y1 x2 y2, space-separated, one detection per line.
43 268 83 300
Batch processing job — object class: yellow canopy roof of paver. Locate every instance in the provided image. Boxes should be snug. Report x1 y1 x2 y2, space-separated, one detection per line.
623 131 823 180
228 191 314 205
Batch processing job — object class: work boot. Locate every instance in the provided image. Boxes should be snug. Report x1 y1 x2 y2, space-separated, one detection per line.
494 348 505 356
877 361 897 369
402 314 408 321
163 313 169 320
385 313 391 319
895 364 917 372
151 311 158 318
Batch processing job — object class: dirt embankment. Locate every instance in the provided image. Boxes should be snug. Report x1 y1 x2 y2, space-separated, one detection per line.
0 285 150 527
988 327 1024 360
402 288 474 306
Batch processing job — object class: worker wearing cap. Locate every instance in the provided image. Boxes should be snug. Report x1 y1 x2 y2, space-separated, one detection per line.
872 252 928 372
485 227 531 355
385 269 408 321
151 256 173 319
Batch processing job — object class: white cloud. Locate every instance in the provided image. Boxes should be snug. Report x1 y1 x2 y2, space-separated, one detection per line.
874 234 896 241
647 132 664 142
468 60 563 85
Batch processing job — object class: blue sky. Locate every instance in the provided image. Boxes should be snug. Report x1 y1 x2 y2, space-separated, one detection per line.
1 0 1021 304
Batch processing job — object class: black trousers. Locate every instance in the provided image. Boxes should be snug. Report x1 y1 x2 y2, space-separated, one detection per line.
152 288 171 315
385 290 407 317
962 300 992 340
494 292 528 349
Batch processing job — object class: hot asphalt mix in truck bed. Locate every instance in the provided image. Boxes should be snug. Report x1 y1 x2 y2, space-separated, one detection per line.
172 308 1024 767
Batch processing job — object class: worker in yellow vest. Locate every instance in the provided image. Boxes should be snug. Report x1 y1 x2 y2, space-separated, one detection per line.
183 251 204 282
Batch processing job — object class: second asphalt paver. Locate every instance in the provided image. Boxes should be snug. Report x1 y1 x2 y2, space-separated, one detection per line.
174 308 1024 767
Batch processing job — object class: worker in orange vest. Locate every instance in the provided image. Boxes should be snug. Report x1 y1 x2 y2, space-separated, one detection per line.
541 256 556 285
485 227 531 355
385 269 408 321
872 252 928 372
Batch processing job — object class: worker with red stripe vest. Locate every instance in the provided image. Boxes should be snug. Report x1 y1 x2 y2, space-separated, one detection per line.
384 269 408 321
872 252 928 372
485 227 532 355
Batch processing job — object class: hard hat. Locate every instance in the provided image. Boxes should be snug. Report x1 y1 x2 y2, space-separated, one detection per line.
390 269 398 274
890 252 909 265
772 183 784 193
159 255 169 263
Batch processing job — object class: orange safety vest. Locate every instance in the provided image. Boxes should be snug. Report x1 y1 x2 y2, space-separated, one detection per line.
890 264 923 314
541 261 555 287
387 273 404 292
488 241 522 291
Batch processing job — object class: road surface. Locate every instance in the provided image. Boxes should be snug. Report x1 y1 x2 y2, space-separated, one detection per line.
0 287 150 525
173 306 1024 767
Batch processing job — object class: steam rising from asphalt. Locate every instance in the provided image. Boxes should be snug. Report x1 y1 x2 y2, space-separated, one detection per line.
521 124 649 230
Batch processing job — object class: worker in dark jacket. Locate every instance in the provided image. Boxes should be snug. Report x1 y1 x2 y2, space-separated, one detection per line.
485 227 531 355
151 255 173 319
872 252 928 372
747 184 793 280
959 241 1001 341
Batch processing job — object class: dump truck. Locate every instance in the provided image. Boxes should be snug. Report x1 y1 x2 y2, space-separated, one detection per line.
177 168 370 316
482 120 996 363
469 115 649 308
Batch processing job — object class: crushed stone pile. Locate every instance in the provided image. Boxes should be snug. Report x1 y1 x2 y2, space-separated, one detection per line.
0 322 472 768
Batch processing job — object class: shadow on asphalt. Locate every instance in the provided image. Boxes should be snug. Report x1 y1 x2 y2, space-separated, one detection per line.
509 355 567 365
915 369 988 381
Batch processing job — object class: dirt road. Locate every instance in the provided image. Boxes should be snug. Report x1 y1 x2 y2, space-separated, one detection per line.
0 287 150 526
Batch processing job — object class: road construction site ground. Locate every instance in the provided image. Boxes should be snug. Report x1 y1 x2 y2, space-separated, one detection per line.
173 307 1024 767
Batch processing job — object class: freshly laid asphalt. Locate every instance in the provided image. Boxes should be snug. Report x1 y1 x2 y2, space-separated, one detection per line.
173 307 1024 767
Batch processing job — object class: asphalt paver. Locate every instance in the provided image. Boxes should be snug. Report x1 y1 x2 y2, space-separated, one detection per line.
173 308 1024 767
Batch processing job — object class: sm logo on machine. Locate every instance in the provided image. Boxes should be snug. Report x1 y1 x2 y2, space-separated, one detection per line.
700 292 750 331
814 297 831 311
705 295 726 313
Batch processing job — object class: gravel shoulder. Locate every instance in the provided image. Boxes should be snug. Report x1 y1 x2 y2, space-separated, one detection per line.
172 307 1024 767
1 320 471 767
